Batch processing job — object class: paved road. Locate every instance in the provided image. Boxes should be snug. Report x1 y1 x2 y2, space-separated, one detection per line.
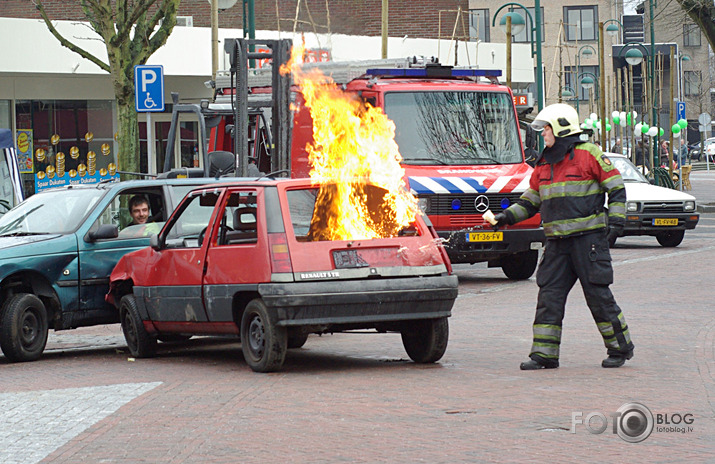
1 174 714 463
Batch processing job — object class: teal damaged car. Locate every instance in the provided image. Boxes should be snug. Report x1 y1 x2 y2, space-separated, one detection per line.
0 177 230 362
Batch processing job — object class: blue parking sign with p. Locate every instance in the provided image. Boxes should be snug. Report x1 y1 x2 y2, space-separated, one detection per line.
677 101 686 121
134 65 165 112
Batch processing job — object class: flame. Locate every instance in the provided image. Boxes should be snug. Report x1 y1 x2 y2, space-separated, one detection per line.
281 44 418 241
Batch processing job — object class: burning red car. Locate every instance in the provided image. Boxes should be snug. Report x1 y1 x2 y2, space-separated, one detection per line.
107 178 458 372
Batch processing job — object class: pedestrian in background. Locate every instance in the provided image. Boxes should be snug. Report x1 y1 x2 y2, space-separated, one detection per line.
491 103 635 370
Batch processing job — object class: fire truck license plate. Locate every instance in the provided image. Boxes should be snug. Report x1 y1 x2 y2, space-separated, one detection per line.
467 231 503 242
653 218 678 226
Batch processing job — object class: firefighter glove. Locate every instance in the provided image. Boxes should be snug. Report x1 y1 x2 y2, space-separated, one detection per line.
606 224 624 244
492 213 509 231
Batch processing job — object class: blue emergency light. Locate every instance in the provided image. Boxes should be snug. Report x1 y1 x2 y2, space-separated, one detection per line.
366 67 502 79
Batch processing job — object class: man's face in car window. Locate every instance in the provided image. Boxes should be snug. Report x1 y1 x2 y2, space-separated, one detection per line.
130 201 150 224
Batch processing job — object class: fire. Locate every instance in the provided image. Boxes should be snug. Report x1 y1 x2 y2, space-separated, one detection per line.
281 44 418 241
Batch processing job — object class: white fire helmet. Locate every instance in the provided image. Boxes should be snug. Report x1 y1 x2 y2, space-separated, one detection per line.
530 103 582 137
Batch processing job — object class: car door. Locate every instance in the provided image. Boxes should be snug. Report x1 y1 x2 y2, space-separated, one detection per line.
141 188 224 324
202 188 272 322
77 184 169 323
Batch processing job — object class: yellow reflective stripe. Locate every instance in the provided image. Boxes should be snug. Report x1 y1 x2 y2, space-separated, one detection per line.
522 188 541 206
534 324 562 336
543 213 606 236
540 180 601 200
531 342 560 358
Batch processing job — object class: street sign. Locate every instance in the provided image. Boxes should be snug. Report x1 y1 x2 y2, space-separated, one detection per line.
676 101 686 121
698 112 711 126
134 65 165 112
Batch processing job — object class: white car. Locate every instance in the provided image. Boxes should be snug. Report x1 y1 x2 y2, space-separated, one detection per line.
607 153 699 247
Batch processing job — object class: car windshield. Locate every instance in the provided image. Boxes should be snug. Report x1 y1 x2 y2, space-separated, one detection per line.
0 188 104 236
610 156 648 183
383 91 523 165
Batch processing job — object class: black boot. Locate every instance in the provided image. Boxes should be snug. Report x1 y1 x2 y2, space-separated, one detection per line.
520 356 559 370
602 350 634 368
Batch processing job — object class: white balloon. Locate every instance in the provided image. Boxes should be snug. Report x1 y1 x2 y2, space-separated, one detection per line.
590 113 598 121
612 110 619 118
619 111 626 120
620 118 627 127
647 127 658 137
673 131 681 138
585 118 593 126
634 123 643 133
632 110 638 119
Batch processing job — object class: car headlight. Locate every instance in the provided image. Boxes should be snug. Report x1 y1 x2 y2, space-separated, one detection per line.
417 197 431 214
626 201 640 212
684 200 695 211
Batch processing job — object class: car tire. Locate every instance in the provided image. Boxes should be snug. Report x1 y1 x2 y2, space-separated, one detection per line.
0 294 49 362
287 331 309 349
656 230 685 247
240 299 287 372
120 294 156 358
401 317 449 363
501 250 539 280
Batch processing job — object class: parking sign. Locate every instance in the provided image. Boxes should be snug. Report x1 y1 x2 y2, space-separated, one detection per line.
134 65 165 112
676 101 686 122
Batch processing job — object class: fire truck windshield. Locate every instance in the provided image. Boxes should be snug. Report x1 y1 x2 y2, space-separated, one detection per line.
384 91 523 165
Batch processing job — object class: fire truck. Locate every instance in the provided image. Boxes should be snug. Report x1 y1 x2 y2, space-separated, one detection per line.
164 38 545 279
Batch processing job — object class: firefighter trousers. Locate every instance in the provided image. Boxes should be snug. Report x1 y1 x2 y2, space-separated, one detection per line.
530 231 634 364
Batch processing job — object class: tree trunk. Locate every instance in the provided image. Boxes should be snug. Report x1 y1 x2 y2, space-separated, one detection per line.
116 102 140 178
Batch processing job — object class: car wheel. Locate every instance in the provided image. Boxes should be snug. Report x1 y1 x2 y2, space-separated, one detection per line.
501 250 539 280
401 317 449 363
656 230 685 247
240 299 287 372
0 294 49 362
120 294 156 358
287 331 309 349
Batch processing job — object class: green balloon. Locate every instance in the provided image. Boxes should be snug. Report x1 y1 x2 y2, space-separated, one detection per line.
613 116 620 125
606 123 612 131
671 124 681 134
640 124 649 134
627 113 632 125
592 120 599 129
678 118 688 129
659 128 664 137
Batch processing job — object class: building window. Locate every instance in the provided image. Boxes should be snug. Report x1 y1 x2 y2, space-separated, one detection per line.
564 6 598 41
469 9 490 42
564 65 599 101
684 71 701 96
683 24 701 47
510 7 545 44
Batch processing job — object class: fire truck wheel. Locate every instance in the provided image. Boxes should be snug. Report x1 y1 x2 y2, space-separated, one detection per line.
401 317 449 363
0 293 48 362
120 295 157 358
500 250 538 280
240 299 287 372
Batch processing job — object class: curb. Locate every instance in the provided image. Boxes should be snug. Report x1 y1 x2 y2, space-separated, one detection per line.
697 204 715 213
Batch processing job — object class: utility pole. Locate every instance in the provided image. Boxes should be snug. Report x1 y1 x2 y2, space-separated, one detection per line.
381 0 388 59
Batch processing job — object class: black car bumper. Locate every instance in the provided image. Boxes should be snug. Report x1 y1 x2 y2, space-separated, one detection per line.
623 212 699 236
440 228 546 264
259 275 458 327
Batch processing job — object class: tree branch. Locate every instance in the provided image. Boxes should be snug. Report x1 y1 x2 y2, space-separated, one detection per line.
35 0 110 72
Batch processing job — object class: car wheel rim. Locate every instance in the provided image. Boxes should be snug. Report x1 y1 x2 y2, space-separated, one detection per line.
20 310 39 348
247 314 265 359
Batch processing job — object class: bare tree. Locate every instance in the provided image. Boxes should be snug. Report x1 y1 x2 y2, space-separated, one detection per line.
34 0 181 176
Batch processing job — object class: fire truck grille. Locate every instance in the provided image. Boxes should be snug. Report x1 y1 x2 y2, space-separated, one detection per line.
424 193 523 216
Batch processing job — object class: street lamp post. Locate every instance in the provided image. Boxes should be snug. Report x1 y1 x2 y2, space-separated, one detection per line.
498 12 526 88
618 43 651 169
579 72 598 121
575 45 597 122
598 20 623 152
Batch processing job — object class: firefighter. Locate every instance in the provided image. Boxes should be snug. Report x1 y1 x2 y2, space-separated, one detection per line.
492 103 634 370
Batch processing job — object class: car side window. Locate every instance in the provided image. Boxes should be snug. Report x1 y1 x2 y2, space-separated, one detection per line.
164 191 219 248
90 187 166 240
218 191 258 246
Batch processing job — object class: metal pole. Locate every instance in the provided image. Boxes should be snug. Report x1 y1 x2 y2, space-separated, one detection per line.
211 0 219 82
506 15 512 88
649 0 658 171
598 22 607 151
534 0 543 113
669 46 676 185
381 0 388 59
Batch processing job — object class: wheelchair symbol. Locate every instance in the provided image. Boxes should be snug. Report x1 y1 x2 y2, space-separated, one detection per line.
144 94 156 109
